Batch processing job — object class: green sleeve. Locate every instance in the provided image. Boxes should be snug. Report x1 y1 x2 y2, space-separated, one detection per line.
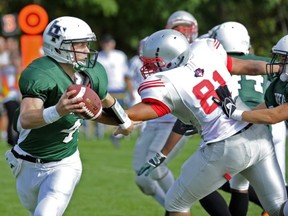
86 62 108 99
19 68 56 102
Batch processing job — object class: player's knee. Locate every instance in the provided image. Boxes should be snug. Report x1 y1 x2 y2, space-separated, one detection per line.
135 175 156 195
229 175 249 191
150 165 169 180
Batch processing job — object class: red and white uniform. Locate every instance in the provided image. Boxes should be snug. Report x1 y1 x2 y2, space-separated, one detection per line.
139 38 246 145
138 38 286 215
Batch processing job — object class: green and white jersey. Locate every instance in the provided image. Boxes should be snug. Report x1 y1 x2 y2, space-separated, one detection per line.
265 77 288 109
15 56 108 161
230 54 271 109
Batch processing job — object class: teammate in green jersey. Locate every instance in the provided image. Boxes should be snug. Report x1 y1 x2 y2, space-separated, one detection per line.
214 33 288 216
205 21 287 216
5 16 134 216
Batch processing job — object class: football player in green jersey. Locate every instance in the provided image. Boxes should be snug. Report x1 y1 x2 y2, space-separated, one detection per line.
214 36 288 125
214 33 288 216
204 21 287 216
5 16 134 216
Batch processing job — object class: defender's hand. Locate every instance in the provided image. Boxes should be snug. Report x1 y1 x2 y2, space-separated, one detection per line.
113 121 142 136
137 152 167 176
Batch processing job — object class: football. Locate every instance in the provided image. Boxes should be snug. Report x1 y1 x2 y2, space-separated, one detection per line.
67 84 102 120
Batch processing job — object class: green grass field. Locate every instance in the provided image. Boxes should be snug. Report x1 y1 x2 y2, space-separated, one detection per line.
0 129 265 215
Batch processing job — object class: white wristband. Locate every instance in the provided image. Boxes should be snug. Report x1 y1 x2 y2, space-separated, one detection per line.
231 109 244 121
120 118 132 129
43 106 61 124
158 152 167 159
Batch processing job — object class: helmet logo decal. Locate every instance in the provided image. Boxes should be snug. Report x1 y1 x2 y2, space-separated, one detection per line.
155 47 160 58
47 20 66 43
194 68 204 77
155 48 163 71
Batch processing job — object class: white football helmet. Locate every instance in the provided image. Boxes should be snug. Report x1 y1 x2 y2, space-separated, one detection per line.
166 10 198 43
199 25 221 39
213 21 250 55
43 16 98 70
140 29 191 79
267 35 288 81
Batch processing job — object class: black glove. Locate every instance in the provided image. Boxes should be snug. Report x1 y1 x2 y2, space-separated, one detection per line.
137 152 167 176
212 85 237 118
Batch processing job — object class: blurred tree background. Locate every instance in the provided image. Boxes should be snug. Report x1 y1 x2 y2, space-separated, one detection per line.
0 0 287 58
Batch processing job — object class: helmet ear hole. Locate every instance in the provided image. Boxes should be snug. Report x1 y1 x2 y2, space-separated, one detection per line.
55 48 61 54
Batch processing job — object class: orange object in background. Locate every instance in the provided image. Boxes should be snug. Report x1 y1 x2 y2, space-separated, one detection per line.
18 4 48 69
20 35 43 69
18 4 48 35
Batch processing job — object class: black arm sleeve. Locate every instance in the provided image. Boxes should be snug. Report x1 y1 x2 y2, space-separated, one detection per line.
102 99 128 124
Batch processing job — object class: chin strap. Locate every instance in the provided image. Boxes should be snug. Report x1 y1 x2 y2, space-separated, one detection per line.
73 62 85 71
280 73 288 82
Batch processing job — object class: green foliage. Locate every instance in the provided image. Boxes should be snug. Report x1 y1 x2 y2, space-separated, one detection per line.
95 0 118 16
0 0 287 58
63 0 118 16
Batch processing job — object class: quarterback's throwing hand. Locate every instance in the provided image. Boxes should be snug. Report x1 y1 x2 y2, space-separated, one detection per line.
212 85 237 118
137 152 167 176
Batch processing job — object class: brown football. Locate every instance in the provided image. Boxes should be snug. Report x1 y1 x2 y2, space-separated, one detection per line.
67 84 102 120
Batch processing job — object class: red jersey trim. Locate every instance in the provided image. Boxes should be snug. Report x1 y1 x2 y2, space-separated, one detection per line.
138 79 165 94
142 98 171 117
227 56 232 72
213 38 232 72
214 39 220 49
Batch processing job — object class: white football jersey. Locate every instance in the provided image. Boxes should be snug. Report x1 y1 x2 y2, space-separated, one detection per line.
98 49 128 91
138 38 247 145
